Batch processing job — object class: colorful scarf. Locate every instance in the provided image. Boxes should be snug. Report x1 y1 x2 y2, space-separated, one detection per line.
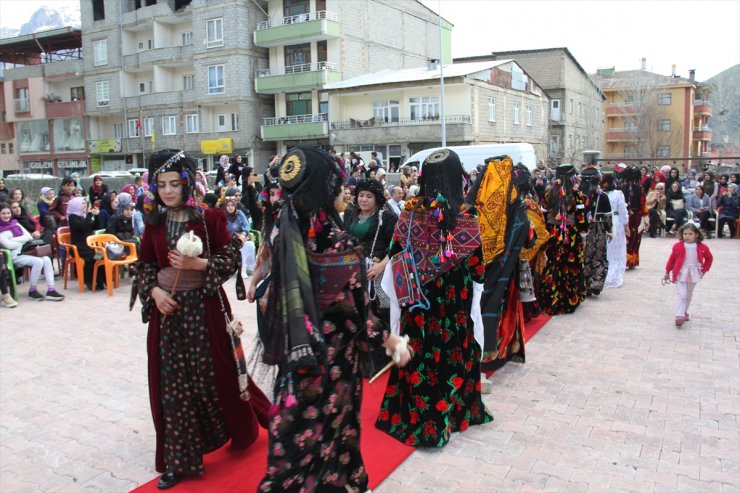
116 192 133 216
0 217 23 237
475 156 518 265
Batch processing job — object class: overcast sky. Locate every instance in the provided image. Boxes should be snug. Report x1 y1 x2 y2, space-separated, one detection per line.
421 0 739 80
2 0 737 80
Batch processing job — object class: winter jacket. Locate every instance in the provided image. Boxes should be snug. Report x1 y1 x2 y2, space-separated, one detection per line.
664 241 713 282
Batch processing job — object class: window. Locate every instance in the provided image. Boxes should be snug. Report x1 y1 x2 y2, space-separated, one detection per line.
577 101 582 117
137 40 152 52
96 81 109 107
16 88 29 112
549 135 560 157
113 122 123 139
550 99 561 121
658 93 672 105
181 31 193 46
568 99 574 114
373 100 400 124
658 119 671 131
513 101 520 125
185 114 199 133
16 121 48 153
286 92 312 116
139 82 147 94
1 144 6 154
207 65 224 94
128 119 140 138
93 39 107 66
318 91 328 115
409 96 439 121
8 143 13 154
70 86 85 101
285 43 311 70
487 97 496 122
92 0 105 21
284 0 310 17
206 18 223 48
183 74 194 90
526 104 533 126
143 117 154 137
162 116 177 135
53 117 85 151
657 146 670 157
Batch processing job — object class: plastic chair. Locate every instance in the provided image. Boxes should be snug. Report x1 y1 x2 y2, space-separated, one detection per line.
249 229 262 249
57 232 86 293
54 226 70 274
1 249 18 300
86 234 138 297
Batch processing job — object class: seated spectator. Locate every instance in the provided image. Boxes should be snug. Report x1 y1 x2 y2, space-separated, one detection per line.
67 197 104 291
133 195 146 238
224 197 255 278
225 187 250 217
88 175 109 205
700 171 718 210
0 202 64 301
665 167 681 191
666 181 689 234
106 192 139 255
686 185 713 237
0 250 18 307
9 200 43 240
681 169 699 199
37 187 55 226
716 183 739 238
717 174 730 198
98 192 118 230
646 183 666 237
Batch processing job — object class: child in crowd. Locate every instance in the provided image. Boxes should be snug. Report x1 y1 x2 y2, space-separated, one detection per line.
663 222 713 327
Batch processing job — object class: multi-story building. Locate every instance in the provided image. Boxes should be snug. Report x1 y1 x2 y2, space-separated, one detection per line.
593 66 712 171
255 0 452 154
456 48 606 166
324 60 550 167
81 0 274 172
0 27 88 176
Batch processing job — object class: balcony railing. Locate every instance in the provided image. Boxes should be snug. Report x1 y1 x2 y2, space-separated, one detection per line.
14 99 30 113
262 113 328 126
331 115 472 129
256 61 339 77
257 10 338 30
693 100 711 107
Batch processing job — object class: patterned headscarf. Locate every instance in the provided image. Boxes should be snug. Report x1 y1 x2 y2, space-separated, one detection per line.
66 197 87 220
116 192 133 216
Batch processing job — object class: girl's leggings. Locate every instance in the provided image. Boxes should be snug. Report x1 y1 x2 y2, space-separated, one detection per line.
675 280 697 317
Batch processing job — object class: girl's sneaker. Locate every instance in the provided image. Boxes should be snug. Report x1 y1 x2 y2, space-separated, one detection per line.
45 289 65 302
28 289 45 301
2 293 18 308
684 312 690 321
675 316 685 327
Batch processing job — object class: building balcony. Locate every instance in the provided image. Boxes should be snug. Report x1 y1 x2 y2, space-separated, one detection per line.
260 113 329 141
123 45 194 69
255 62 341 94
331 115 474 144
45 99 85 118
606 103 636 116
606 128 642 141
124 90 196 108
254 11 340 48
693 128 712 140
693 99 713 116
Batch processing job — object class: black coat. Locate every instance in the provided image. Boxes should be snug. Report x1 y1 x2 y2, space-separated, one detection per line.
106 214 135 241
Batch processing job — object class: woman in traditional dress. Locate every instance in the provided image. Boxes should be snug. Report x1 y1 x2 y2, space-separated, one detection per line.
580 167 613 297
623 165 649 268
258 146 411 493
376 149 492 448
134 149 270 490
537 163 589 314
603 172 629 289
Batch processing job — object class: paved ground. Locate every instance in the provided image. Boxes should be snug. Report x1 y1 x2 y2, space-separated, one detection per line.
0 236 738 493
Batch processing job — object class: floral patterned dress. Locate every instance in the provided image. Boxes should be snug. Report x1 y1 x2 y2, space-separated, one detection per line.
537 190 589 315
259 227 387 493
136 209 270 475
376 244 492 448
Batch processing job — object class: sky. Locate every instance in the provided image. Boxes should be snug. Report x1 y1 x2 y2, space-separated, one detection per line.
421 0 740 80
1 0 738 80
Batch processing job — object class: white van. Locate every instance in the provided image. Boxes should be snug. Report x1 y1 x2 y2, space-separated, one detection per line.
403 143 537 173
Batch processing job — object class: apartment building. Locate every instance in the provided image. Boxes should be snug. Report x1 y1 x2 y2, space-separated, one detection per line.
593 66 712 171
324 60 550 167
82 0 274 172
255 0 452 156
0 27 87 176
457 48 605 166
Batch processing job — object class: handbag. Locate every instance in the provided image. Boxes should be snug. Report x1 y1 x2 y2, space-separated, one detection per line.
21 238 46 253
389 210 429 311
105 241 126 260
367 212 390 313
306 245 364 312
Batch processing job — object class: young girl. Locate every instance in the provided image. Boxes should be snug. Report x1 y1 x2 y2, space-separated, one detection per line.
663 222 713 327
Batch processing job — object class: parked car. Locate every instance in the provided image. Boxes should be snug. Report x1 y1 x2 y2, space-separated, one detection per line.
128 168 148 176
403 143 538 173
88 170 134 178
5 173 58 180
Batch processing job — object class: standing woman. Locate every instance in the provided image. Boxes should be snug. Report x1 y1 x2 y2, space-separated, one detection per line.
376 149 492 448
537 164 590 314
603 172 629 289
134 149 270 489
88 175 109 205
258 147 411 493
240 166 263 232
622 165 648 269
580 168 613 297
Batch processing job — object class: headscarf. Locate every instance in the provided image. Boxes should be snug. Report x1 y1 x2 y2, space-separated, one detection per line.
121 183 136 197
354 179 386 210
66 197 87 220
90 176 105 198
0 204 24 237
116 192 133 216
219 154 230 170
224 196 239 220
263 146 346 371
39 187 54 205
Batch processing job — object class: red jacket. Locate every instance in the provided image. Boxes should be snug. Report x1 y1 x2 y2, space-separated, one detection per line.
665 241 713 282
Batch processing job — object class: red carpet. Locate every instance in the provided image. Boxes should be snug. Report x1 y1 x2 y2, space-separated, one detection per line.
132 315 550 492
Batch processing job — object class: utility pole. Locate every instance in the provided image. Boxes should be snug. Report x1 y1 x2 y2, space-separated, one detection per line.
438 0 446 147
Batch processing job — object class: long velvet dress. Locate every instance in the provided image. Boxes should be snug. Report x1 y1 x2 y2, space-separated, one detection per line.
583 190 613 295
259 226 387 493
537 190 589 314
624 183 647 268
136 208 270 475
376 210 492 448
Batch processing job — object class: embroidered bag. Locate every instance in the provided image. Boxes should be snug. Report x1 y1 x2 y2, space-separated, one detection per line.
306 245 364 311
389 210 429 311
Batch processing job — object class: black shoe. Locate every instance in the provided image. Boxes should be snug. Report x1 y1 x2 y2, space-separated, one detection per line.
45 290 65 301
157 472 179 490
28 290 45 301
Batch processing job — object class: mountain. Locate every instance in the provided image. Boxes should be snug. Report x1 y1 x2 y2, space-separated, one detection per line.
0 4 80 39
704 64 740 150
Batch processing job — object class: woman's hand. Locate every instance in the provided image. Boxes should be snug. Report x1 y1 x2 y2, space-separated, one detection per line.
383 334 413 368
31 231 41 239
169 250 208 271
367 257 389 281
152 286 179 316
90 207 100 216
